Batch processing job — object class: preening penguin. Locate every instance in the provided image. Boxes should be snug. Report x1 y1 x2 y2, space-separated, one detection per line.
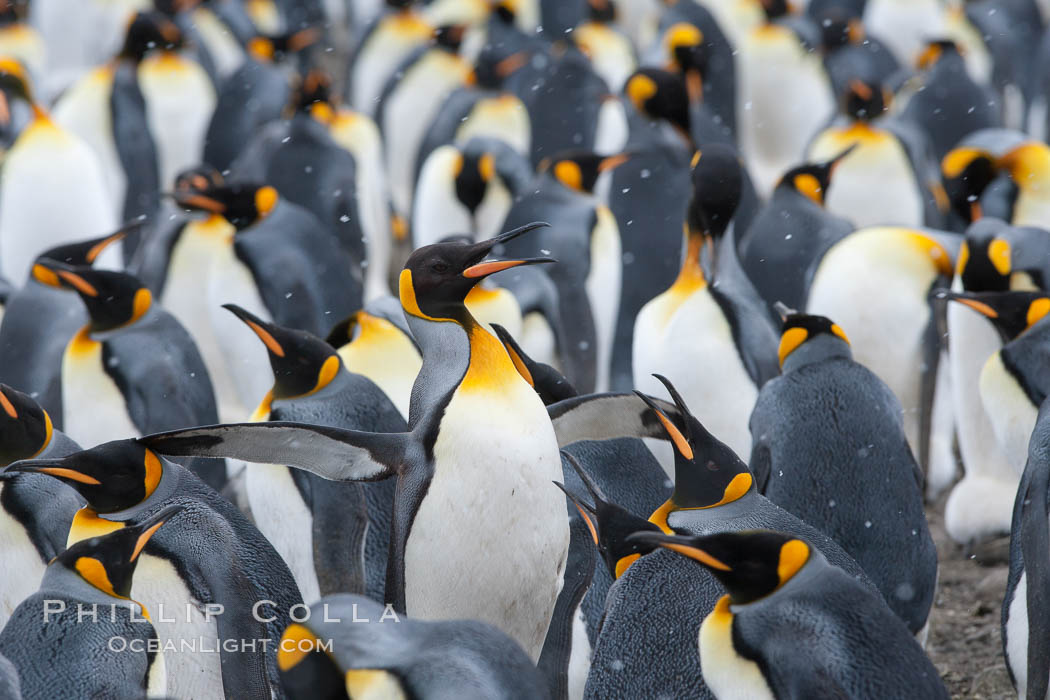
629 529 949 699
32 262 225 491
278 594 550 700
0 58 116 283
6 439 304 699
0 505 180 700
226 303 406 604
633 145 778 465
750 311 938 636
737 150 855 314
141 223 571 661
0 228 128 426
0 384 82 630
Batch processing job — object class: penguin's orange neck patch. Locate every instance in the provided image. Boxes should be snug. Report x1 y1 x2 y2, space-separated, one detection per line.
68 326 100 358
459 325 523 393
69 507 125 546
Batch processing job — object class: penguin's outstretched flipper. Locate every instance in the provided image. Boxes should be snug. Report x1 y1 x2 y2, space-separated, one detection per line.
140 422 407 481
548 392 681 447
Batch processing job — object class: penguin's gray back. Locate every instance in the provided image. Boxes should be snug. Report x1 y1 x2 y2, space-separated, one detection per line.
750 356 937 633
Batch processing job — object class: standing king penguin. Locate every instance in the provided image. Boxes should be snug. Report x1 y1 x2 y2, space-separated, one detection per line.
749 311 938 637
141 223 571 661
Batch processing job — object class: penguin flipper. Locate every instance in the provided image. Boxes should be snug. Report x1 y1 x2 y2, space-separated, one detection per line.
548 393 682 447
140 422 406 481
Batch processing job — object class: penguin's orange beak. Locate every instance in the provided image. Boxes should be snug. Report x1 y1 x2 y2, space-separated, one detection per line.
463 257 554 278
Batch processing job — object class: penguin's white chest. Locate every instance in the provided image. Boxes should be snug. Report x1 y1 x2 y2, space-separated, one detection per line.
633 287 757 461
1012 192 1050 230
810 134 922 228
979 352 1038 476
0 503 45 630
138 54 216 189
162 223 246 422
61 336 140 446
404 381 569 661
132 554 224 700
738 26 833 194
455 94 531 157
0 118 116 283
245 463 320 604
586 206 622 393
413 147 474 249
699 601 775 700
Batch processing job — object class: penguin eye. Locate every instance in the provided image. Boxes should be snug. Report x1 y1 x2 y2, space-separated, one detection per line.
431 262 450 274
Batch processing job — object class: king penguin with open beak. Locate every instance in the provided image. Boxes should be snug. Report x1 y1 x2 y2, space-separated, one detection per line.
141 222 571 662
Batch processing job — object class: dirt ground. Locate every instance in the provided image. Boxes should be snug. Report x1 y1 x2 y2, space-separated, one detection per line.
926 497 1016 699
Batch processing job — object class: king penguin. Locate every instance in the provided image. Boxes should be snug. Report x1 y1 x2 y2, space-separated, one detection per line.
750 310 939 637
941 290 1050 476
347 0 433 117
571 375 873 698
225 303 406 604
6 438 304 699
629 529 950 699
141 223 572 661
0 227 128 426
737 150 855 314
278 593 550 700
633 144 778 465
737 0 835 194
32 262 225 491
1003 397 1050 700
0 505 180 700
0 58 116 283
0 384 82 629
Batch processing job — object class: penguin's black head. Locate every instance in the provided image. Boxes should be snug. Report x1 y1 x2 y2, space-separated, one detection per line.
118 11 183 62
688 144 743 239
0 384 53 467
278 622 348 699
665 22 706 76
635 375 754 527
942 146 997 224
777 310 851 368
293 69 334 120
33 226 130 269
624 68 689 134
386 0 417 9
56 504 181 600
173 164 224 194
0 0 25 26
6 440 166 512
538 150 631 195
627 529 812 605
247 28 320 63
453 148 495 214
492 324 577 404
31 263 152 332
956 221 1012 291
842 77 889 122
759 0 793 22
586 0 616 23
917 39 959 71
400 222 554 322
940 290 1050 343
173 183 279 230
776 147 854 205
818 10 864 51
0 56 37 113
555 452 660 579
224 304 342 402
434 24 467 52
